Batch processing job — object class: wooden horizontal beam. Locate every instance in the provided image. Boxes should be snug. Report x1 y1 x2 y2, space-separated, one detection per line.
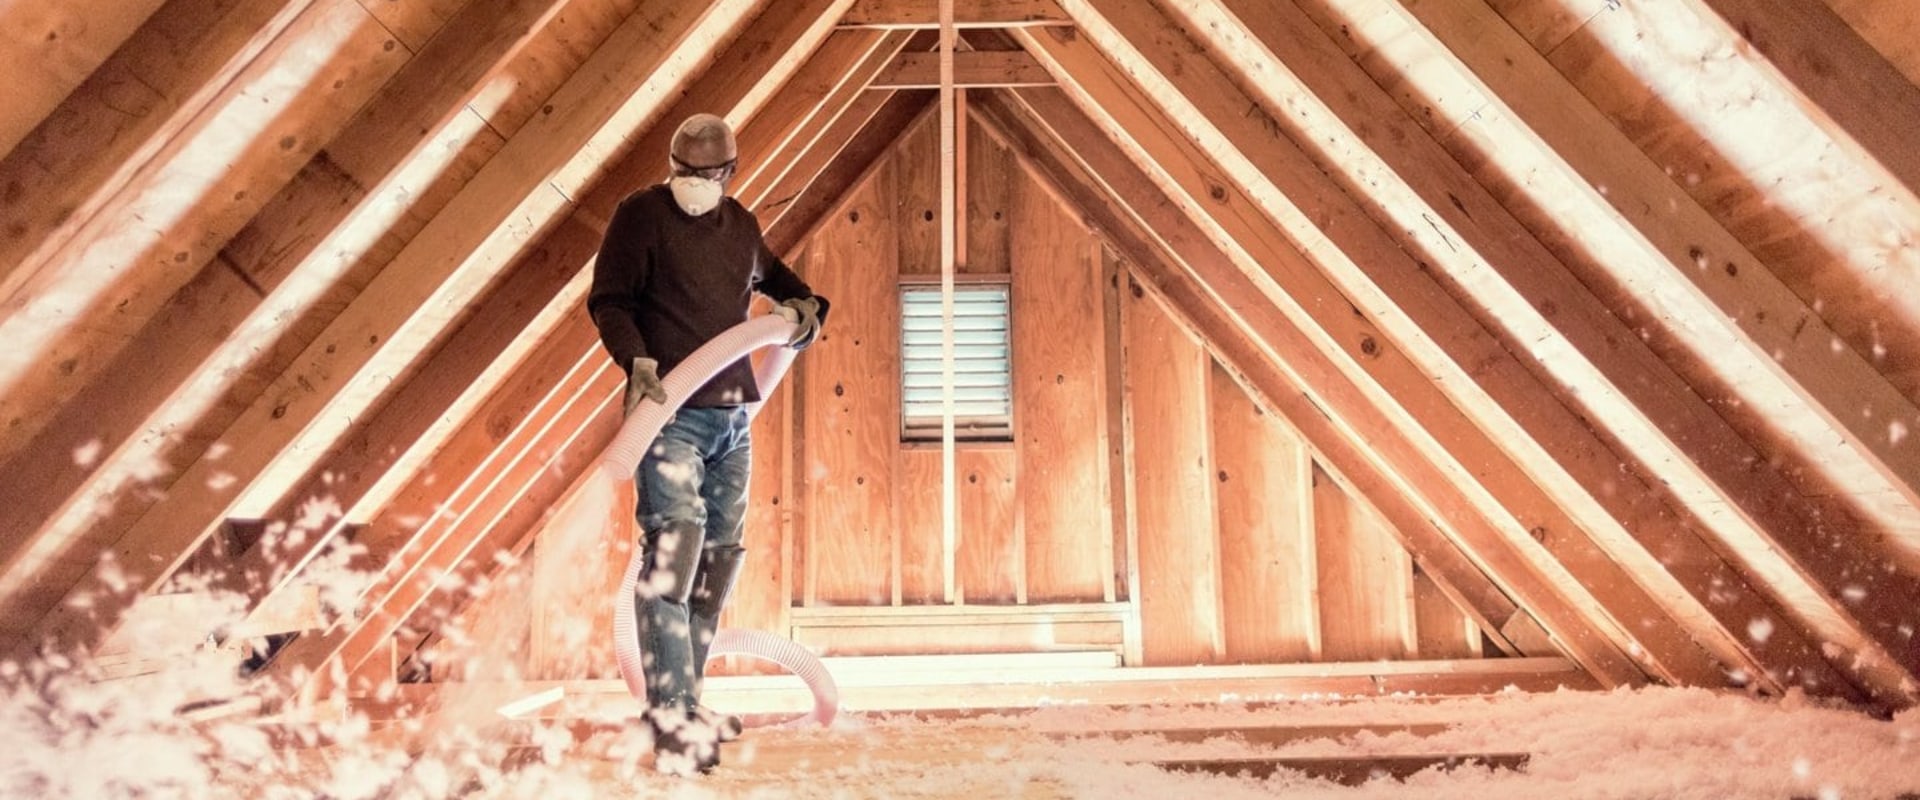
1155 753 1530 783
790 601 1130 621
731 30 917 212
870 50 1052 88
353 656 1594 720
839 0 1069 28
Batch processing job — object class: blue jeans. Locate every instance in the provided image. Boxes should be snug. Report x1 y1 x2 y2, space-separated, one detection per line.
637 406 753 546
633 406 753 712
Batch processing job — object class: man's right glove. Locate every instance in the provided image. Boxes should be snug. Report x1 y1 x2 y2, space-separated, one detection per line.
773 295 830 350
625 357 667 416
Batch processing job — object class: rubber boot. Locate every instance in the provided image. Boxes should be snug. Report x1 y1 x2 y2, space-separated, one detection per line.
632 520 704 713
689 545 746 742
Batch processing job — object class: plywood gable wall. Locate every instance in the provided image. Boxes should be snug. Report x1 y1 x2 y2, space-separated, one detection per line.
405 91 1501 682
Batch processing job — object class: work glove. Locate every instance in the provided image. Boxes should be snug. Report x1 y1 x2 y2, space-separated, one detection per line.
625 357 667 416
772 295 830 350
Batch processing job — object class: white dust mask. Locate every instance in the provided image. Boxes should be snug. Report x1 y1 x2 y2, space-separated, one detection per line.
669 175 724 216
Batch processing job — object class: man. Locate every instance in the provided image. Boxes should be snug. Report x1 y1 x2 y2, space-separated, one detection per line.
587 113 828 773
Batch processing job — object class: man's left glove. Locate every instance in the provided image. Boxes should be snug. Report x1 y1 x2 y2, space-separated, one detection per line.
773 295 830 350
625 357 667 416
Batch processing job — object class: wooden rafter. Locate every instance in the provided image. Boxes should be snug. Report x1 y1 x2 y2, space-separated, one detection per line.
1042 0 1898 701
259 1 880 693
1692 0 1920 202
0 0 403 460
9 0 763 659
0 0 586 646
217 216 603 613
766 92 937 253
1390 1 1920 539
1008 20 1734 689
969 89 1649 678
267 319 622 701
1167 0 1888 700
967 90 1523 658
731 30 919 213
0 0 170 158
1359 0 1919 702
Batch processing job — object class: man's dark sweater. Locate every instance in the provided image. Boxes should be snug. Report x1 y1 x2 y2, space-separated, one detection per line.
587 185 816 408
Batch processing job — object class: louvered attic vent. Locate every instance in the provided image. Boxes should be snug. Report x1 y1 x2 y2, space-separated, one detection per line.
900 284 1012 442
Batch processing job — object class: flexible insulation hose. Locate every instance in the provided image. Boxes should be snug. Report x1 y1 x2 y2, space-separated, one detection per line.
602 315 837 728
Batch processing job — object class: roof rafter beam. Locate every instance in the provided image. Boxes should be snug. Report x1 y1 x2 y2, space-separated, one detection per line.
0 0 587 648
730 29 917 212
765 91 936 253
0 0 430 461
1168 0 1883 701
1693 0 1920 202
968 89 1526 659
253 6 878 694
988 83 1644 686
1370 0 1920 704
9 0 776 660
0 0 171 158
1014 12 1738 691
217 218 601 613
266 317 621 702
1388 0 1920 551
237 23 901 642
